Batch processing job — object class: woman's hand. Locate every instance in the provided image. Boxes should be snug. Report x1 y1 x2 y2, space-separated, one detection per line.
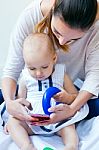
6 98 38 122
29 103 75 126
49 103 75 123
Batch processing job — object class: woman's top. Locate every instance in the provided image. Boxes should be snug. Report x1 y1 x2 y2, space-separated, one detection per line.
3 0 99 96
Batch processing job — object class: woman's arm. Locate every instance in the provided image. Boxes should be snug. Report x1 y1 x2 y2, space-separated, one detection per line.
2 77 17 104
34 90 92 126
46 90 92 124
2 77 33 121
2 1 42 121
70 90 93 112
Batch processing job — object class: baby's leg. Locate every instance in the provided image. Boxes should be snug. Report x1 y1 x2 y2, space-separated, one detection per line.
57 124 78 150
7 116 37 150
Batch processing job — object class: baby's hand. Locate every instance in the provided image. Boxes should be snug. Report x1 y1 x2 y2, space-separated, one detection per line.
3 123 9 135
53 90 71 104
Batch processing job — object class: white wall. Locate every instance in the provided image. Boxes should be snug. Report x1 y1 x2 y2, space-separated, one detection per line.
0 0 32 86
0 0 99 87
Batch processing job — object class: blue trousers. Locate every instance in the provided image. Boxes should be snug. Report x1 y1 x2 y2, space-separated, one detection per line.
86 98 99 119
0 89 4 105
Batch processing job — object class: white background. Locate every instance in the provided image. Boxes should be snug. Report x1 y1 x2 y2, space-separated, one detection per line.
0 0 99 86
0 0 32 86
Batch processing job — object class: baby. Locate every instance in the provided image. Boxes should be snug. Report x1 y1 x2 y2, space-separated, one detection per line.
7 33 88 150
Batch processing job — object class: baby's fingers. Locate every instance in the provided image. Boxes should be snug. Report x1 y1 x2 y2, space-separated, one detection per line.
53 93 61 99
3 124 9 135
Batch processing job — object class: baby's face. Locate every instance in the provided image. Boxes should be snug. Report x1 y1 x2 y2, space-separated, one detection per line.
25 49 57 81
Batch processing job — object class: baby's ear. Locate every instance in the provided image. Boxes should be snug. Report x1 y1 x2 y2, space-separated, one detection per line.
53 54 57 64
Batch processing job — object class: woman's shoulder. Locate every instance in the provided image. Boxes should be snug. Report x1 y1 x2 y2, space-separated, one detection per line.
94 20 99 29
25 0 52 15
54 64 66 75
23 0 52 16
94 2 99 30
15 0 52 30
20 0 42 18
12 0 43 38
24 0 40 11
89 20 99 38
40 0 54 16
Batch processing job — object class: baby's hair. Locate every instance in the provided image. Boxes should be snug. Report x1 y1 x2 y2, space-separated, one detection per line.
23 33 56 55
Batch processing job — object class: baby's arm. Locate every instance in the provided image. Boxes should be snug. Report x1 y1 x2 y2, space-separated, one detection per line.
54 74 78 104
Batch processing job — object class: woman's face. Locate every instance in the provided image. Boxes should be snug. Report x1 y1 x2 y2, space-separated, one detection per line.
51 15 86 45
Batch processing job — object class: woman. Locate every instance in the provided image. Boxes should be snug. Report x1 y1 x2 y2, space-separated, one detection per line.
1 0 99 125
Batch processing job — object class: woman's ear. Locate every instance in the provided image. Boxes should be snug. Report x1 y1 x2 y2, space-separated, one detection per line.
50 0 56 7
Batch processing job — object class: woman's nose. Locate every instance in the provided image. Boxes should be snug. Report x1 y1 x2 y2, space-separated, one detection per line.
58 37 66 45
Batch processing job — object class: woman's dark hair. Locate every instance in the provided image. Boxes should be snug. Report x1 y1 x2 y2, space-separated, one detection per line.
53 0 98 30
35 9 68 52
35 0 98 51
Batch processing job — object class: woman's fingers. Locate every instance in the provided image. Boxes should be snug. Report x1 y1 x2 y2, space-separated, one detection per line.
47 103 75 124
16 112 33 121
49 111 68 123
48 103 66 112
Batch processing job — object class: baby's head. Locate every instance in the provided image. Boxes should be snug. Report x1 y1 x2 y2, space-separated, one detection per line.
23 33 57 80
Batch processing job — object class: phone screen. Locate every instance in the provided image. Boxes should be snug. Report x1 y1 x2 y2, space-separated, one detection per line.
30 114 50 121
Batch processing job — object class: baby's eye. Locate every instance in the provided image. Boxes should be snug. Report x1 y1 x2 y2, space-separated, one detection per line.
42 66 48 69
29 68 36 70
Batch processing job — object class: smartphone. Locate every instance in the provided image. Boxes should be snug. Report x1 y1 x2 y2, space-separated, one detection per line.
30 114 50 122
